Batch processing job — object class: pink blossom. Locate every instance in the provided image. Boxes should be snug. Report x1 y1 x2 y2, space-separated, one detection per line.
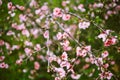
22 29 30 37
53 8 63 17
45 40 52 46
7 2 13 10
104 37 117 47
11 23 17 29
35 9 41 15
97 3 103 8
34 44 41 51
98 30 110 41
75 59 80 65
63 46 72 51
56 57 62 64
95 58 103 66
56 32 63 40
29 0 38 8
24 41 33 47
0 40 4 46
0 62 9 69
48 56 56 63
103 63 109 69
84 45 91 52
71 74 81 80
62 32 68 39
60 61 70 69
16 59 23 65
17 23 26 30
0 56 5 61
41 5 48 11
89 57 95 64
83 64 90 69
16 5 25 11
76 46 90 57
61 52 68 61
0 0 2 6
62 14 71 21
55 77 61 80
34 61 40 70
78 4 86 12
78 21 90 29
19 14 27 22
43 30 49 39
30 29 39 38
111 61 115 65
24 48 32 56
7 30 15 36
101 51 109 58
62 1 67 7
11 45 20 50
55 68 66 78
60 40 70 47
5 42 11 50
99 71 113 80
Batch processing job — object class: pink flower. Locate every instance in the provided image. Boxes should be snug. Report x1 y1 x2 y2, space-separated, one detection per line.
78 4 86 12
16 5 25 11
78 21 90 29
103 63 109 69
16 59 23 65
29 0 38 8
7 30 15 36
83 64 90 69
76 46 91 57
62 14 71 21
99 71 113 80
53 8 63 17
98 30 110 42
11 45 20 50
63 46 72 51
24 48 32 56
0 40 4 46
34 61 40 70
43 30 49 39
5 42 11 50
93 3 103 8
41 5 48 11
55 77 61 80
17 23 26 30
0 62 9 69
60 40 70 47
19 14 27 22
71 74 81 80
62 1 67 7
0 56 5 61
84 45 91 52
55 68 66 78
22 29 30 37
60 61 70 69
101 51 109 58
35 9 41 15
61 52 68 61
0 0 2 6
76 47 82 56
62 32 68 39
34 44 41 51
95 58 103 66
24 41 33 46
7 2 13 10
56 32 63 40
104 37 117 47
